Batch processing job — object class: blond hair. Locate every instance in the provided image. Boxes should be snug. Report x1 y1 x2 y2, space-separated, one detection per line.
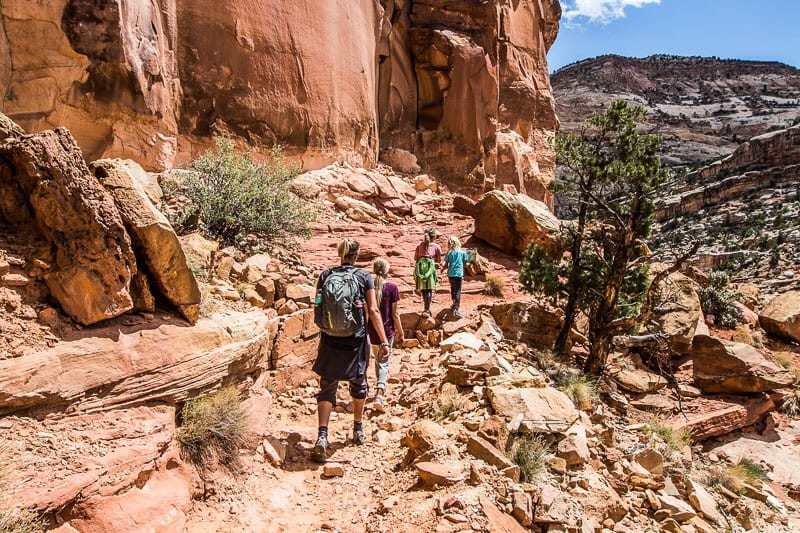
373 258 390 305
447 236 461 251
337 238 360 264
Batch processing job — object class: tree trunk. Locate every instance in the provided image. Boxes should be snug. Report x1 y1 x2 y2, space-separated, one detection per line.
584 330 612 375
555 195 589 355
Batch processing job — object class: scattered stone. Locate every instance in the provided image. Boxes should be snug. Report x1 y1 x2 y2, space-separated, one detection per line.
633 448 664 476
512 491 533 527
401 420 447 457
557 433 590 466
440 332 483 353
1 273 31 286
687 480 723 525
415 462 465 487
656 494 696 522
466 436 515 470
323 462 345 477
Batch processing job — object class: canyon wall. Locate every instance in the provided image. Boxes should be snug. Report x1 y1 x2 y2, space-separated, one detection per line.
0 0 560 200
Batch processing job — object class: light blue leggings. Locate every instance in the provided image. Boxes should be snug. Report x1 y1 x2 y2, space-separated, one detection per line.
371 337 394 391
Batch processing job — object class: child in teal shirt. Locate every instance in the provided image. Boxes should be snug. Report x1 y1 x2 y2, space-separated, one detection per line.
443 236 469 319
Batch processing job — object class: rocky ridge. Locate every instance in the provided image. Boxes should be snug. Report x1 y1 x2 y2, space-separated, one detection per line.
552 55 800 167
651 124 800 293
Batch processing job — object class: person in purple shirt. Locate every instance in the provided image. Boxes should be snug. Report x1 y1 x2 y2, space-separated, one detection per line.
368 258 405 413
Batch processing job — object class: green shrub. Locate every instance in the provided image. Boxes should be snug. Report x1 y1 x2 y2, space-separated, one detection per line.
697 271 744 328
177 387 249 466
509 434 550 483
780 391 800 418
164 136 314 246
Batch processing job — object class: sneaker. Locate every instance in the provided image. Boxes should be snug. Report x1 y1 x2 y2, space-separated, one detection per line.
310 435 327 463
353 427 367 445
373 395 385 413
453 310 463 319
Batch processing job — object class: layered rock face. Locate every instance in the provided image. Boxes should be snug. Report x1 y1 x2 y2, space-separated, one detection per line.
0 0 560 199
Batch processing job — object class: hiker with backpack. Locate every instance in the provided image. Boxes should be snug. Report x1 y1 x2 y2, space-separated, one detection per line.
311 238 390 463
414 228 442 315
443 236 470 319
368 258 404 413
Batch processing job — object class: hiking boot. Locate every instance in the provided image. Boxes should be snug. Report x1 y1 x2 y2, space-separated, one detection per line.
373 395 385 413
310 435 328 463
353 426 367 445
453 310 463 319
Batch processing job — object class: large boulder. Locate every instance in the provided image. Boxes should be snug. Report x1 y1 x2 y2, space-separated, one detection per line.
759 290 800 342
649 271 701 354
0 128 136 325
473 190 561 256
692 335 794 394
91 159 201 323
488 301 566 351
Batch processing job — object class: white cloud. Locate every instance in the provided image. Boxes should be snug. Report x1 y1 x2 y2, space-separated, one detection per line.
562 0 661 24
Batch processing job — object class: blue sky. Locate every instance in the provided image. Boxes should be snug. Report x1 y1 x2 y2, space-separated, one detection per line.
549 0 800 72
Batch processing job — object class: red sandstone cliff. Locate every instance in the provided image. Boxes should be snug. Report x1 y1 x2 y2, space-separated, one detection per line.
0 0 561 200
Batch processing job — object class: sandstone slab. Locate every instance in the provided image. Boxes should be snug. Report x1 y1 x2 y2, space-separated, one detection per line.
687 480 723 525
466 436 514 470
0 311 278 415
667 395 775 441
415 462 465 487
693 335 794 393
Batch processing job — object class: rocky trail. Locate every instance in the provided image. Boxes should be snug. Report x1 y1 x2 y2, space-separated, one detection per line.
1 80 800 533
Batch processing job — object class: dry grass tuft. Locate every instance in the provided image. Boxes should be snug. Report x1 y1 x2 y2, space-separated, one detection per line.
509 434 550 483
643 419 692 453
430 388 470 421
705 458 769 494
177 387 250 467
484 274 506 297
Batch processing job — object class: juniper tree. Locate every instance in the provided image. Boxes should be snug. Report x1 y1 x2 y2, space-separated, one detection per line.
521 100 691 376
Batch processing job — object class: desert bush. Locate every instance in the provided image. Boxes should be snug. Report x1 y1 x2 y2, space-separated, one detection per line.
509 434 550 483
177 387 250 466
643 419 692 453
697 271 744 328
484 274 506 297
163 136 314 246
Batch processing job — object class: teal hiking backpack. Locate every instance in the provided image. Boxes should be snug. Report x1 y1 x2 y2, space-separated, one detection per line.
314 266 365 337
